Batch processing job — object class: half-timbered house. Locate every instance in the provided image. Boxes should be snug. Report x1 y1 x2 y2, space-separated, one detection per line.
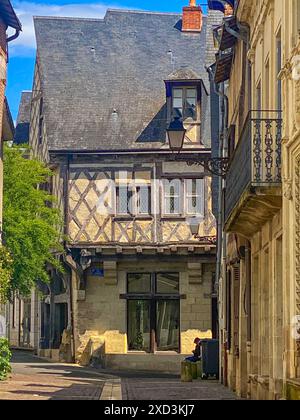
27 3 221 371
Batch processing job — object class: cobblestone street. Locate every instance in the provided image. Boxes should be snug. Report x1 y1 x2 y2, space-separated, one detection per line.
0 351 237 401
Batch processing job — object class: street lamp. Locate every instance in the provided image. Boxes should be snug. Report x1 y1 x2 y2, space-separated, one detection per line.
189 217 201 237
167 117 187 152
167 119 229 177
188 217 217 245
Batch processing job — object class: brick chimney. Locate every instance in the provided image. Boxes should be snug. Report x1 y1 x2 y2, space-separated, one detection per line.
182 0 203 33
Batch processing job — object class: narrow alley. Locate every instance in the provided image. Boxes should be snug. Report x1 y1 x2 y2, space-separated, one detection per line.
0 351 237 401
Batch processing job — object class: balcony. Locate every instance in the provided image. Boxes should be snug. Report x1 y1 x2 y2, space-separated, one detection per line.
225 111 283 236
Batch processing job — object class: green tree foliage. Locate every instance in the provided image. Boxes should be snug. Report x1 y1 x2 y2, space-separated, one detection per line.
0 246 13 304
0 338 11 381
2 146 63 300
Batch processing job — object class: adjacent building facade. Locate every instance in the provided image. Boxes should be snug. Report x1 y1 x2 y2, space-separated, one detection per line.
0 0 21 338
15 4 222 372
210 0 300 400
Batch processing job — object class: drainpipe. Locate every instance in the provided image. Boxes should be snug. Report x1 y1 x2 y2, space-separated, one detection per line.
207 65 229 384
206 66 229 296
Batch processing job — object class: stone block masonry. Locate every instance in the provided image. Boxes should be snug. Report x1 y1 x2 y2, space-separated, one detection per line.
72 259 214 372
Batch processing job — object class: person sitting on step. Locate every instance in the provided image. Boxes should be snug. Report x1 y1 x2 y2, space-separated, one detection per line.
185 338 202 363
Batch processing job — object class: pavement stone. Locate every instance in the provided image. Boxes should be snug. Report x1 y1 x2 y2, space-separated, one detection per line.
0 351 237 401
0 351 106 400
121 377 237 400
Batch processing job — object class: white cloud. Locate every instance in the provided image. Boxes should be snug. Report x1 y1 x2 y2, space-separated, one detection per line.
8 1 125 56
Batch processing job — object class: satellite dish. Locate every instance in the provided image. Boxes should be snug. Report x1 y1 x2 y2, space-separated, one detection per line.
0 315 6 338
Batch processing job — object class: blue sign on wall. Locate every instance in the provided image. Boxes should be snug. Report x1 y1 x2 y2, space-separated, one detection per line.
91 268 105 278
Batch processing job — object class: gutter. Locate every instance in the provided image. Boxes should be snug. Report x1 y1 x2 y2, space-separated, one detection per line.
49 148 212 156
7 29 20 43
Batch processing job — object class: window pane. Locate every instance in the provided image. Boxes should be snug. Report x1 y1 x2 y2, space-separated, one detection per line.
117 187 133 214
164 180 182 214
137 186 151 214
186 88 197 99
173 98 183 108
186 179 204 215
165 197 180 214
164 180 181 196
156 273 179 294
156 300 179 351
128 300 150 351
187 197 199 214
128 273 151 293
174 107 183 118
185 106 196 120
173 89 183 118
185 89 197 120
173 89 183 98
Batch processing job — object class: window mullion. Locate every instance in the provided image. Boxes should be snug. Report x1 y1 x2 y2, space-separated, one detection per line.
183 88 187 119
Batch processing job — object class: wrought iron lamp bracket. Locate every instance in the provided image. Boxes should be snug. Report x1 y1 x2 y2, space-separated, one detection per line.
185 157 229 177
193 235 217 245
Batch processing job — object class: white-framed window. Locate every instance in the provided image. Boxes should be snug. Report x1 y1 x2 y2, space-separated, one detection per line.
172 87 198 120
136 186 151 215
162 178 205 217
115 171 152 216
163 179 182 215
116 186 134 215
185 179 205 216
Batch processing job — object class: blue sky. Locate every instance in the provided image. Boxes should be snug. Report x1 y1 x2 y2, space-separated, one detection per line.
8 0 208 121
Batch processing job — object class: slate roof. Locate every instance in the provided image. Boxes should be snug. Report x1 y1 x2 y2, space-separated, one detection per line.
34 9 222 152
0 0 22 31
14 91 32 144
2 97 14 141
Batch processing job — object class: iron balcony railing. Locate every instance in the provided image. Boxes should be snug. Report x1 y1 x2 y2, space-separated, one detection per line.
225 110 283 222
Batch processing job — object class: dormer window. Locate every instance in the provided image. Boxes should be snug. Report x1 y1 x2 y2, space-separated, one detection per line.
165 68 207 147
173 87 197 120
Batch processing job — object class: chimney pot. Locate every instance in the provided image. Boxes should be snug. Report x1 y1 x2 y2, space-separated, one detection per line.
182 1 203 33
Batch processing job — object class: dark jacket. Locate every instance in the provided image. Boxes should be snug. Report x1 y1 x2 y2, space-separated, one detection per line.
193 343 202 359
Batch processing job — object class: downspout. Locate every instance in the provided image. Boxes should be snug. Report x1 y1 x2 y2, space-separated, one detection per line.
206 66 229 298
207 65 229 385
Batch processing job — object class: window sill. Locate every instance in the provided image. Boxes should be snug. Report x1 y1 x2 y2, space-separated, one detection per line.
127 351 181 355
113 215 153 222
161 215 186 221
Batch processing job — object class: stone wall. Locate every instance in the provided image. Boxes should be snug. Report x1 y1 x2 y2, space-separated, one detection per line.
72 259 214 370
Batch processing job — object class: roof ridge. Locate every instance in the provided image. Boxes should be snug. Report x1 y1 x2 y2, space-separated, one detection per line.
106 9 182 16
33 15 105 22
33 9 209 23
